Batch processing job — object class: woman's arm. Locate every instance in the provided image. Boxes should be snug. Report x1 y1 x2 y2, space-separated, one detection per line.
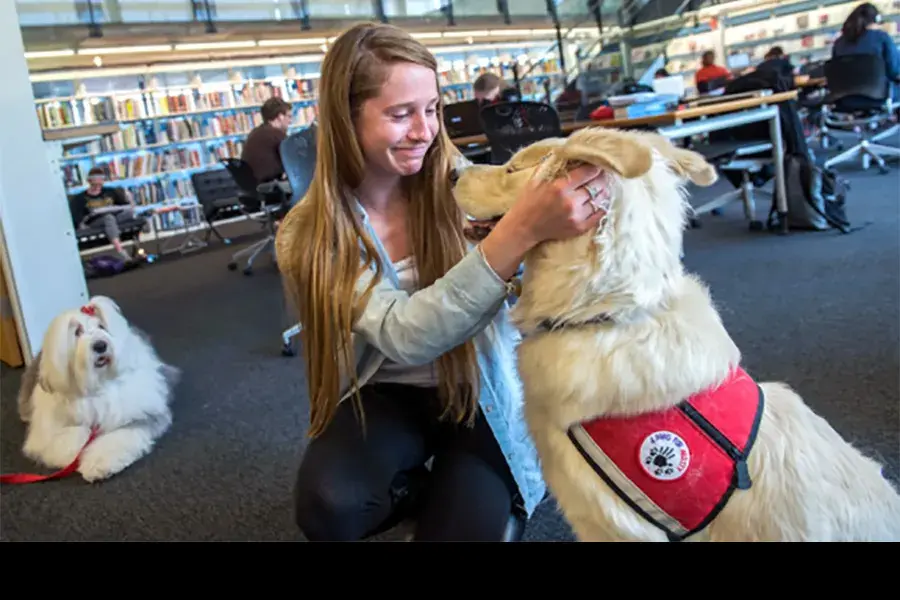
352 246 513 366
352 163 607 366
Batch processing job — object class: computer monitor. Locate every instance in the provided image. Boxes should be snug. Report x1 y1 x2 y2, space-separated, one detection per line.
443 100 484 138
652 75 685 98
727 53 751 70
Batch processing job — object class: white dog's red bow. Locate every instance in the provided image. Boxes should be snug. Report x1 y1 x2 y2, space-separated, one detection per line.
80 305 96 316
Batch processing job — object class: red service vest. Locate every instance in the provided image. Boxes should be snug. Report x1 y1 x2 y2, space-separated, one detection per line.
568 367 764 541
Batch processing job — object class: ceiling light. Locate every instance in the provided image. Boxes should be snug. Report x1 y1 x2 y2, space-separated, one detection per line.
77 45 173 55
488 29 534 36
258 38 328 46
174 41 258 51
24 49 75 58
443 30 490 38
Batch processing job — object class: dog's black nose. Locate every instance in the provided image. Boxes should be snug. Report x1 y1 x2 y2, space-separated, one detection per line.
92 340 108 354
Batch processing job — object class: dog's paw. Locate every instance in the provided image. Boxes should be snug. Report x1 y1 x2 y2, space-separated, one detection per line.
78 451 125 483
77 429 153 483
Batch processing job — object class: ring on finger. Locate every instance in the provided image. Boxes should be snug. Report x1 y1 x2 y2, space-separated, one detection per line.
584 186 603 213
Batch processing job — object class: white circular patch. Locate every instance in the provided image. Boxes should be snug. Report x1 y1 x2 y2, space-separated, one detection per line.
639 431 691 481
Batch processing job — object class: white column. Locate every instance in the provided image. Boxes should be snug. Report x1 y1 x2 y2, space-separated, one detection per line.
0 1 89 364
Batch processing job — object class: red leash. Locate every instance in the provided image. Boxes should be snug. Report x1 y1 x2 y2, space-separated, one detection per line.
0 426 100 485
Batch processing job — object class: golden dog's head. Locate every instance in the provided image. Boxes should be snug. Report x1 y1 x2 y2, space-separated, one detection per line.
454 127 717 317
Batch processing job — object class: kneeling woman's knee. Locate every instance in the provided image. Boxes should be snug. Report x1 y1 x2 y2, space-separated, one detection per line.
294 471 376 541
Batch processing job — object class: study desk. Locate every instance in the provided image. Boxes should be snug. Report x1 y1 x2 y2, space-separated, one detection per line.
451 90 799 233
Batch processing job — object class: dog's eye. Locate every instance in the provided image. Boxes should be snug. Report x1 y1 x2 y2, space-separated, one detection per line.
74 325 83 337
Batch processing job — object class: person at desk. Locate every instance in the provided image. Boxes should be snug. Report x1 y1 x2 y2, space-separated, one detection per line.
69 167 137 261
756 46 796 80
831 2 900 108
695 50 733 91
241 97 293 183
473 72 518 107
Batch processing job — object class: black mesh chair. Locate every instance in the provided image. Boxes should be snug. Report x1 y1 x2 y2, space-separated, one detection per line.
479 101 563 164
819 53 899 173
221 158 290 275
189 167 243 245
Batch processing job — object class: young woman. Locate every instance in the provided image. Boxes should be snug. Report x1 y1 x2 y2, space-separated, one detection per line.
276 22 608 542
832 2 899 106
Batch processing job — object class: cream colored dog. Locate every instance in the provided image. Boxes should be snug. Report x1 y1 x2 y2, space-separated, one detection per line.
454 127 900 542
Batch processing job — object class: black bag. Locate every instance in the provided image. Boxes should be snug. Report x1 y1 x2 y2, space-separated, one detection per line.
769 150 852 233
713 69 856 233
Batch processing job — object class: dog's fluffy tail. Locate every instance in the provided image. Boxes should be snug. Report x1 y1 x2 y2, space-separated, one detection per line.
160 364 181 389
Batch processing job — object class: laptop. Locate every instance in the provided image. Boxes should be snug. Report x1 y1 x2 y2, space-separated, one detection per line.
444 100 484 138
652 75 685 99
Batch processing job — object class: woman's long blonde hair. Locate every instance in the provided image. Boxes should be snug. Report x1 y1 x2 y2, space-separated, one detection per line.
276 22 480 438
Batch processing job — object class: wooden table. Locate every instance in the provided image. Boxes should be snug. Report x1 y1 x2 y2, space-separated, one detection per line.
450 90 798 147
452 90 800 233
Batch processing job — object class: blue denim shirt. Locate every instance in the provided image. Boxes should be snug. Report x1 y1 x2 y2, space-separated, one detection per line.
340 199 547 517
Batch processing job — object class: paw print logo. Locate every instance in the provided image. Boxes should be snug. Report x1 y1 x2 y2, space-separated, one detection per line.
639 431 691 481
645 445 677 477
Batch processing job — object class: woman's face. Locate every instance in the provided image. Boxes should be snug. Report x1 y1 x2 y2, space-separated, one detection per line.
356 62 441 178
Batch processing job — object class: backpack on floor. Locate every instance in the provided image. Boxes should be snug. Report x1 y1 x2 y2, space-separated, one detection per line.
767 150 853 234
712 69 855 234
84 254 127 278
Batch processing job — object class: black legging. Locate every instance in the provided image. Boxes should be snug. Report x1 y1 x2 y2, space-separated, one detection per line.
293 382 522 541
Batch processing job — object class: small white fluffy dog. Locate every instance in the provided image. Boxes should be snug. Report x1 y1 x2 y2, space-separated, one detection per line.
17 295 178 482
454 127 900 542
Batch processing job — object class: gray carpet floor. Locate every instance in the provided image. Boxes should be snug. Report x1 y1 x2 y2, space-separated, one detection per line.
2 139 898 541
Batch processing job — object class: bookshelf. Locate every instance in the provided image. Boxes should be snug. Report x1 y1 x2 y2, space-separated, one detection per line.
30 41 567 250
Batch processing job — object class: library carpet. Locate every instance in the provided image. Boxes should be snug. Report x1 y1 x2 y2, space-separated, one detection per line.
1 148 898 541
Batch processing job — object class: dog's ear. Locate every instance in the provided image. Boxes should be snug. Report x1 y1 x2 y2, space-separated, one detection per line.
88 296 128 337
37 314 77 396
559 128 654 179
638 134 718 186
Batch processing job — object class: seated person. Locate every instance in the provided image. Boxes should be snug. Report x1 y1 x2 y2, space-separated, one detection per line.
695 50 733 91
831 2 900 110
69 167 138 261
473 72 519 108
654 68 671 79
241 97 294 188
755 46 796 81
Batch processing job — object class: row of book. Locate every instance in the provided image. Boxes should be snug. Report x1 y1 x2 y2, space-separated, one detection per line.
36 98 117 129
93 148 205 183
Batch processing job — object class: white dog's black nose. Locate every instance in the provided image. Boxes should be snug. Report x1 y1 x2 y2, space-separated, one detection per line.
92 340 108 354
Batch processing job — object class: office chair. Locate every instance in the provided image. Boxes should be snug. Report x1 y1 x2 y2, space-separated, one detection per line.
277 126 318 356
190 167 244 245
820 53 899 173
479 101 562 164
279 123 318 207
221 158 290 275
697 76 729 95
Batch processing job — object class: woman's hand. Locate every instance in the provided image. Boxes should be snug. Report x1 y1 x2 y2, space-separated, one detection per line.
478 164 610 281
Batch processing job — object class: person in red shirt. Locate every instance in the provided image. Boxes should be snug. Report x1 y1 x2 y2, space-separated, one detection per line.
695 50 732 89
